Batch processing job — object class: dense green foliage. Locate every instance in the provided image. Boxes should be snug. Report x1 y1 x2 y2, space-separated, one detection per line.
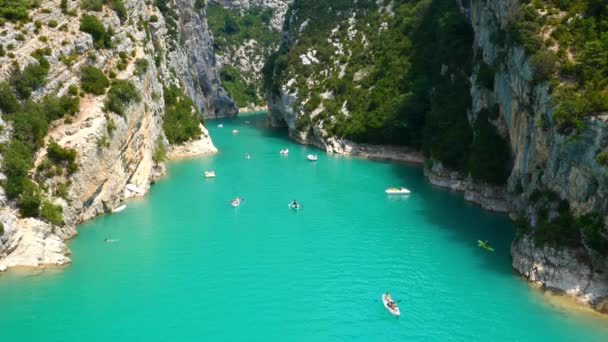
40 200 64 225
104 80 141 115
80 65 110 95
10 60 50 99
220 66 259 107
0 0 32 23
266 0 498 173
134 58 149 77
0 82 19 114
468 109 512 184
207 5 277 52
80 15 112 48
162 85 202 144
152 137 167 163
508 1 608 134
207 4 279 107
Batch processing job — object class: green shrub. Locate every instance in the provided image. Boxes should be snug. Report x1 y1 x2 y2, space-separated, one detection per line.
11 100 49 150
47 19 58 28
529 51 558 83
10 62 49 99
597 150 608 166
0 81 19 113
47 140 77 165
162 85 202 144
41 94 79 121
0 139 34 199
80 65 109 95
80 14 111 48
134 58 149 76
81 0 104 11
152 137 167 163
0 0 31 22
578 212 608 256
40 200 63 225
105 80 140 115
111 0 127 23
18 180 42 218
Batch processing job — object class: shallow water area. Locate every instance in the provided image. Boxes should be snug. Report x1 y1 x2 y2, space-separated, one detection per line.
1 113 607 341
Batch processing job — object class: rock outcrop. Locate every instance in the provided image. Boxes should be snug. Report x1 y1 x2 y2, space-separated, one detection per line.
266 0 608 311
0 0 223 271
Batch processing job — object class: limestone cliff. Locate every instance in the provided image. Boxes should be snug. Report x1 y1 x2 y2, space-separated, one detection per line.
266 0 608 311
0 0 222 271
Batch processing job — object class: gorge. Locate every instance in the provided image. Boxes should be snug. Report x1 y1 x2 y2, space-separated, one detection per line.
0 0 608 326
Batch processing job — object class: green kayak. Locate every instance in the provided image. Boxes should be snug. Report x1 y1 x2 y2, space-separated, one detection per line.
477 240 494 252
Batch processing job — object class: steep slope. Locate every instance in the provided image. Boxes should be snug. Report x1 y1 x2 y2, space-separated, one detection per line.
265 0 608 312
206 0 290 111
0 0 227 271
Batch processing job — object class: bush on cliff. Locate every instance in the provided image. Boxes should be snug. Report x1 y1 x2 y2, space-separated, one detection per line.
80 14 112 48
104 80 140 115
0 81 19 114
0 0 31 22
40 200 64 225
80 65 110 95
10 62 50 99
162 85 202 144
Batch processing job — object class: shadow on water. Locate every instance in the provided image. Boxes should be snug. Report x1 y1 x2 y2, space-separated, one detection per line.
389 162 517 277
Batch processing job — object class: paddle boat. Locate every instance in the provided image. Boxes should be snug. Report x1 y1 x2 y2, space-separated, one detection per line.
218 124 224 128
307 154 318 161
385 187 411 194
280 149 289 155
230 198 244 208
382 293 400 317
232 129 239 135
112 204 127 213
204 170 216 178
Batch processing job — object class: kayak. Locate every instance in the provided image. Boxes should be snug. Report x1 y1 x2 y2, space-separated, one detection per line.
280 149 289 155
478 240 495 252
204 170 216 178
112 205 127 213
288 202 302 210
245 154 251 159
382 294 400 317
385 187 410 194
218 124 223 128
307 154 318 161
232 129 239 134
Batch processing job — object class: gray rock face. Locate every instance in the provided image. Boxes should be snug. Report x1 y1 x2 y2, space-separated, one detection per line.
172 0 238 117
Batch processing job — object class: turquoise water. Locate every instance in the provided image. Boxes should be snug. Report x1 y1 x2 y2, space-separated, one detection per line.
1 113 607 341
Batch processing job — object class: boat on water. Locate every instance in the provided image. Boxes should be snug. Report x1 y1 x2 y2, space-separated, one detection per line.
218 124 224 128
477 240 495 252
112 205 127 213
385 187 410 194
204 170 216 178
232 129 239 135
382 293 400 317
245 154 251 159
230 198 244 207
280 149 289 155
307 154 318 161
288 201 302 210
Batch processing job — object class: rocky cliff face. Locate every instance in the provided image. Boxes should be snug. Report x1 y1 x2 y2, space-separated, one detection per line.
267 0 608 311
210 0 291 31
172 0 238 118
0 0 221 271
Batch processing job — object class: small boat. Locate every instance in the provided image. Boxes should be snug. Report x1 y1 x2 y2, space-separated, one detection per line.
477 240 495 252
125 183 145 195
218 124 224 128
245 154 251 159
204 170 216 178
112 205 127 213
307 154 318 161
245 120 251 124
382 293 400 317
288 202 302 210
230 198 244 207
385 187 410 194
280 149 289 155
232 129 239 135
